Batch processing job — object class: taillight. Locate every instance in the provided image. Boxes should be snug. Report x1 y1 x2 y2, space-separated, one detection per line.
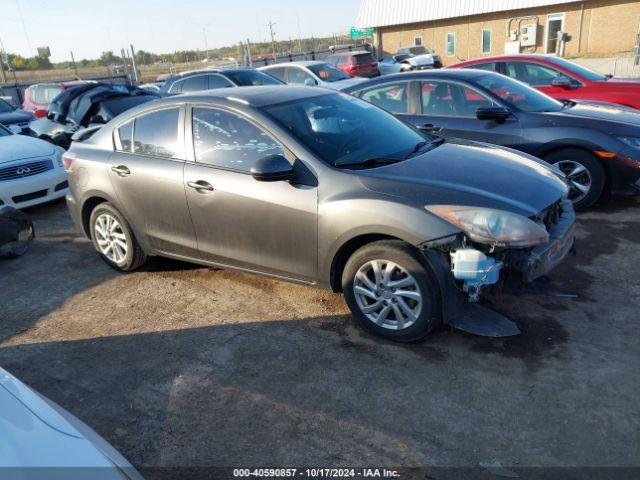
62 152 76 172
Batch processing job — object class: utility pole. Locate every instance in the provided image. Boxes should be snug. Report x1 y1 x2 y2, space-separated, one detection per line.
130 44 139 86
267 20 277 59
70 50 79 78
245 38 253 67
0 36 7 84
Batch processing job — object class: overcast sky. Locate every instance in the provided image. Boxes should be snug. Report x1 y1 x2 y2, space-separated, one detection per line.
1 0 362 62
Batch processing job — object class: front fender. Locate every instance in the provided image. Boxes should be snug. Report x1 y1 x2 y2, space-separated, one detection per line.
318 197 460 284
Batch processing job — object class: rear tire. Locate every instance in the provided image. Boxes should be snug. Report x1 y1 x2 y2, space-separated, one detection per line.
89 202 147 271
545 148 605 210
342 240 441 342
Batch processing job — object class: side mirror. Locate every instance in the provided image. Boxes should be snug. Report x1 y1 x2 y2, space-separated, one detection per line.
304 78 318 86
250 154 295 182
551 77 572 88
476 107 511 123
8 124 22 134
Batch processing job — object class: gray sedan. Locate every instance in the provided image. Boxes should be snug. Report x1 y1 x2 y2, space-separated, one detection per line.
65 86 573 341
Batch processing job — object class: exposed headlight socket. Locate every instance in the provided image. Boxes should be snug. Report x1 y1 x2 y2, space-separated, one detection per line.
451 248 502 302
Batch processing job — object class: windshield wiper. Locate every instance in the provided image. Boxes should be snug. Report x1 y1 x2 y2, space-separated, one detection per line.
405 137 444 159
335 157 402 168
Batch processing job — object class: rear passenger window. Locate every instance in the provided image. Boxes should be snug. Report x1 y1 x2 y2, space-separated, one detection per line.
116 120 134 152
192 107 284 172
133 108 181 158
169 80 184 94
265 67 285 81
359 82 411 114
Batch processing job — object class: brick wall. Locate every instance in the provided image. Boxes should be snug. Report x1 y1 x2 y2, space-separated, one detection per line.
377 0 640 65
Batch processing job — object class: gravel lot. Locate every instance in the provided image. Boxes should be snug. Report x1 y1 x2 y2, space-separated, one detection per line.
1 198 639 477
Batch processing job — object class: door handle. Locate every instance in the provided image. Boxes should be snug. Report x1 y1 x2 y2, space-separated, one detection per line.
187 180 215 192
418 123 442 133
111 165 131 176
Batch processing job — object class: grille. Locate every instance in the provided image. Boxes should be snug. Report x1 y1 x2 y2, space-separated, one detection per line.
12 189 48 203
54 180 69 191
0 159 54 182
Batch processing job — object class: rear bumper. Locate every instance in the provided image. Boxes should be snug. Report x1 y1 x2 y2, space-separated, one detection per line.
65 193 84 234
519 199 576 282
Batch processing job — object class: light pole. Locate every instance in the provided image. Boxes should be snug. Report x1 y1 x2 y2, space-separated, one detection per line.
186 23 212 61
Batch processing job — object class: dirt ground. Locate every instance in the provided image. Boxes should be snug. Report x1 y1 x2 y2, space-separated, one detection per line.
1 198 639 478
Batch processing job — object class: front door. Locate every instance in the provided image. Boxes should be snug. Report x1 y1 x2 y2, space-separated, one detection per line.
108 106 198 257
410 80 524 148
184 106 318 281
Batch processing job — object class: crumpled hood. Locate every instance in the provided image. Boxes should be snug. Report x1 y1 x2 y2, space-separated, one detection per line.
408 54 435 66
357 141 567 217
0 134 55 164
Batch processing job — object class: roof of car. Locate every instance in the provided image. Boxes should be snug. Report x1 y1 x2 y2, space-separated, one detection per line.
342 68 495 91
331 50 372 56
261 61 326 68
175 85 335 107
452 54 555 66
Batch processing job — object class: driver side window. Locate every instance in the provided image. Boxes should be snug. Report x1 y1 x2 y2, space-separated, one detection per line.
505 61 576 86
192 107 284 172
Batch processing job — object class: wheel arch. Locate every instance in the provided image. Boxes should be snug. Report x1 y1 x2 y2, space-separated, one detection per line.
329 233 408 292
538 143 610 191
81 195 110 237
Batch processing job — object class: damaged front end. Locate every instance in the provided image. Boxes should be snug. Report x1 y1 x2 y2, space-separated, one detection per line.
421 199 576 337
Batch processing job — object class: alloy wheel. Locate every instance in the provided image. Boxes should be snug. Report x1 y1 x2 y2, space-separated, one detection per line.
353 259 423 330
556 160 592 203
94 213 128 263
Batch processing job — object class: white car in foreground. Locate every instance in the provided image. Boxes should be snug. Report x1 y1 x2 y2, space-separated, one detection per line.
258 61 367 90
0 367 143 479
0 124 68 208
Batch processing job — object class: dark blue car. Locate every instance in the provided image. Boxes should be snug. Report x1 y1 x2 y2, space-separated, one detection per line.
343 69 640 209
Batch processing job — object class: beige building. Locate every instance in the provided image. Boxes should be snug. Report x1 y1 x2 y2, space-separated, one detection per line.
355 0 640 65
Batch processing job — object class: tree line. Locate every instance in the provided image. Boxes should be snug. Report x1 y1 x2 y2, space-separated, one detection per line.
2 34 355 71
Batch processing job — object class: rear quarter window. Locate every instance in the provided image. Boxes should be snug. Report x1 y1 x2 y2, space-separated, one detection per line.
354 54 375 64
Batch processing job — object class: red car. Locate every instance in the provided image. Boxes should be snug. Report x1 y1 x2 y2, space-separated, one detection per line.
22 80 87 118
326 51 380 78
450 55 640 110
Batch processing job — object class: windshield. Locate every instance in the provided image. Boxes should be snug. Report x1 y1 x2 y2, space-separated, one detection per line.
308 63 350 82
409 46 432 55
476 74 564 112
224 70 283 86
0 99 15 113
545 57 607 82
262 93 429 167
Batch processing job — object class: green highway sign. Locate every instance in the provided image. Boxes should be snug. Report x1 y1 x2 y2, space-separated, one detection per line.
350 27 374 38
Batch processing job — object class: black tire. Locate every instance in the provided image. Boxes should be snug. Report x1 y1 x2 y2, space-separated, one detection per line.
89 202 147 271
545 148 605 210
342 240 442 342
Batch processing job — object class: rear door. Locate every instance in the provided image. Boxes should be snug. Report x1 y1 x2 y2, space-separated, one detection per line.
109 105 198 257
183 105 318 280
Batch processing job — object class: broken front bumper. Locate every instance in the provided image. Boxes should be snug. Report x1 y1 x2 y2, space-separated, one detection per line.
519 199 576 282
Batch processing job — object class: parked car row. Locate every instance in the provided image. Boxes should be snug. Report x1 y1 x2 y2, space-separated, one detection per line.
4 53 640 345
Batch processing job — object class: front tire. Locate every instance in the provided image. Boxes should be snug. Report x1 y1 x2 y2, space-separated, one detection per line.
342 240 442 342
89 202 147 271
545 148 605 210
